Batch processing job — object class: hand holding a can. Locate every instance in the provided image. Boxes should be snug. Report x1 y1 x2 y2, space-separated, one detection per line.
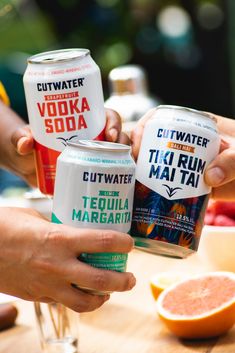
204 114 235 200
131 108 235 201
130 105 220 257
0 100 36 187
104 108 130 145
8 107 128 188
0 207 136 312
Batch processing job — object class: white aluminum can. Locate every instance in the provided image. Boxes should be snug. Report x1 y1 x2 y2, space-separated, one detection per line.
130 105 220 258
23 49 106 196
52 140 136 293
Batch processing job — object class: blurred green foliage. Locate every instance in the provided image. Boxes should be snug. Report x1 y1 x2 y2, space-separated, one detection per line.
0 0 232 117
0 0 55 55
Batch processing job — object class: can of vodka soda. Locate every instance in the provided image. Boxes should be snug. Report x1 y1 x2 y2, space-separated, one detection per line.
130 105 220 258
52 140 136 294
23 48 106 196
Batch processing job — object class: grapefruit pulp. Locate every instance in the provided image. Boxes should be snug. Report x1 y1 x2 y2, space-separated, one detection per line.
157 272 235 339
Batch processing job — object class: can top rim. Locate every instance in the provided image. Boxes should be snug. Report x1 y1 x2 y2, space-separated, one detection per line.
156 105 217 122
27 48 90 64
67 140 131 152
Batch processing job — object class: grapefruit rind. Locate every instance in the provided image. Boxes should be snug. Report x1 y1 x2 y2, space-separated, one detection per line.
156 271 235 339
150 272 187 300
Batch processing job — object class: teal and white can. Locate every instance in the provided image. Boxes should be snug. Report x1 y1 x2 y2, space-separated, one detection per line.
52 140 136 293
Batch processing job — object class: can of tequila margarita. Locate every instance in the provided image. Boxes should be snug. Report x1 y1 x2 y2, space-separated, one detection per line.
130 105 220 258
52 140 136 293
23 48 106 196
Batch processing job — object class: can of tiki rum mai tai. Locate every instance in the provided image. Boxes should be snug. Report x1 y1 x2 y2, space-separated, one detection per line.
52 140 136 294
23 48 106 196
130 105 220 259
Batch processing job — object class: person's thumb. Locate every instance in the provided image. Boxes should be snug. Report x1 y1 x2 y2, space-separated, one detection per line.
11 125 34 155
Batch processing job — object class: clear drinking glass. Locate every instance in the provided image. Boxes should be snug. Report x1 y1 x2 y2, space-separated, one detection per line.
34 302 79 353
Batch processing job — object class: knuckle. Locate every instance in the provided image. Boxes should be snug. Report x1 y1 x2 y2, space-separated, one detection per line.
70 296 105 313
225 148 235 166
25 280 44 300
99 231 115 250
33 258 56 275
45 229 66 246
92 271 108 291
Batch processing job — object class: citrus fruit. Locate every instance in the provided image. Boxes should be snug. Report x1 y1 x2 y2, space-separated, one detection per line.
150 272 187 300
157 271 235 339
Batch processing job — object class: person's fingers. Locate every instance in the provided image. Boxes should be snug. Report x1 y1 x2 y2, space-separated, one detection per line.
64 259 136 293
11 125 34 155
117 131 130 145
205 147 235 187
53 226 134 254
130 108 157 160
53 284 110 312
104 108 121 142
105 108 129 144
17 137 34 155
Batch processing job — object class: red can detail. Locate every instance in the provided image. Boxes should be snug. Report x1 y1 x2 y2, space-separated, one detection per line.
34 141 60 196
35 127 105 195
23 49 106 196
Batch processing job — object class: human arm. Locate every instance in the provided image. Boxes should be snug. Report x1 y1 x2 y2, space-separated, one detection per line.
0 207 135 312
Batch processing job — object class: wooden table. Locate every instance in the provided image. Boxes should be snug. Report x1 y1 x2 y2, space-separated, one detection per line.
0 249 235 353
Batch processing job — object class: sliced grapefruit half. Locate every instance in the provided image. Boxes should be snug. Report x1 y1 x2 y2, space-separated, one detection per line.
150 272 187 300
157 271 235 339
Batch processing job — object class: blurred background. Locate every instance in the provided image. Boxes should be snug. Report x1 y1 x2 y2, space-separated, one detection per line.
0 0 234 191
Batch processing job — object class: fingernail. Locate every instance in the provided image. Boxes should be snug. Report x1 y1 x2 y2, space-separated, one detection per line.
17 136 29 150
108 128 118 142
129 275 136 289
206 167 225 186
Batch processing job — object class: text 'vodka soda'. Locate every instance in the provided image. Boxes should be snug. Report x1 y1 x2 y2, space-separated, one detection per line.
130 105 220 258
23 48 106 195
